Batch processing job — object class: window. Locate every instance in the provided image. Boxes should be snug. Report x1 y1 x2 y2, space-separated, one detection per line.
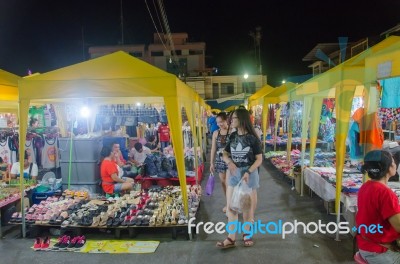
151 51 163 56
129 52 142 57
242 82 256 94
166 58 188 76
221 83 234 94
213 83 219 98
189 50 203 55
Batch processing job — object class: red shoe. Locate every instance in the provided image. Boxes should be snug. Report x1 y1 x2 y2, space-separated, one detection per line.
41 236 50 250
74 236 86 249
33 237 42 250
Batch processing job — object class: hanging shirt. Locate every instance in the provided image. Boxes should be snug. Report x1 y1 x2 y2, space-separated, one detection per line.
158 124 170 142
0 137 11 164
352 108 384 151
41 137 57 169
380 77 400 108
25 140 36 164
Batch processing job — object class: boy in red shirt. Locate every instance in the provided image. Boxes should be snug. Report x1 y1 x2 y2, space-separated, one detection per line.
158 122 170 152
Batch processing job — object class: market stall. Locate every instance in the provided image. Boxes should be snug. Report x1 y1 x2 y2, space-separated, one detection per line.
0 69 22 236
287 36 400 240
17 51 208 237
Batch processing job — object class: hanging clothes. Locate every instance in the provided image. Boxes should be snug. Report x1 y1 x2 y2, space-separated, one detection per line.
25 140 36 164
380 77 400 108
352 107 384 152
41 136 58 169
0 137 11 164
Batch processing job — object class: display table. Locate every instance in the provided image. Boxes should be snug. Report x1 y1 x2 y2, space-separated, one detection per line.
0 194 21 238
303 167 360 213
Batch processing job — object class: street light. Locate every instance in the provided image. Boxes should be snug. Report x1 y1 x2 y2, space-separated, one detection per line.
243 73 249 105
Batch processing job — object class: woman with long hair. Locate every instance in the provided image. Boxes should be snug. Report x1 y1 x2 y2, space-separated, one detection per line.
216 108 263 248
210 112 231 213
356 150 400 263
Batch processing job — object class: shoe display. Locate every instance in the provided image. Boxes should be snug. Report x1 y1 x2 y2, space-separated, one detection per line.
53 235 67 249
33 237 42 251
58 235 70 249
67 236 80 249
41 236 50 250
74 236 86 249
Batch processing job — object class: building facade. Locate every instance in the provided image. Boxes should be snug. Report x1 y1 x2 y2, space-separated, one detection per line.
88 33 266 100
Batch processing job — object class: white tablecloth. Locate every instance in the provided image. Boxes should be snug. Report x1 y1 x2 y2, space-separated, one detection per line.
304 167 358 212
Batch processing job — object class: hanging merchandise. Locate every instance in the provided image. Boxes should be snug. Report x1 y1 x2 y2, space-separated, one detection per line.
352 107 384 151
41 135 59 169
380 77 400 108
29 106 46 131
0 136 11 164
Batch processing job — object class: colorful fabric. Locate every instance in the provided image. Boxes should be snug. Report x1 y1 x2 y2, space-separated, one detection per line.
380 77 400 108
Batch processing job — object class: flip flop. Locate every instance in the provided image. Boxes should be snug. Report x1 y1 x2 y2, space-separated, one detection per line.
216 237 236 249
243 234 254 247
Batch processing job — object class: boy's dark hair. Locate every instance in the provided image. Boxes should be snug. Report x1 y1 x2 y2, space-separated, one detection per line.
134 142 143 151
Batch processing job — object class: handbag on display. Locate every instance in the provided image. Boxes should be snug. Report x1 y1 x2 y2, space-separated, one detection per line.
205 173 215 196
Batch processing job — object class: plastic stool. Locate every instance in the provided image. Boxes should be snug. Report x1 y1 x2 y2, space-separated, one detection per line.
354 252 367 264
105 193 120 199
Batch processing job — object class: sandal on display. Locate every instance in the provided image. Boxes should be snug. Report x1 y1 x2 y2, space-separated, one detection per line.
216 237 236 249
243 234 254 247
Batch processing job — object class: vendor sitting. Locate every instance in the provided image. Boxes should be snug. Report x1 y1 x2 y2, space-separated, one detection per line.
100 146 134 195
129 142 151 166
111 141 127 167
10 150 38 182
145 135 161 153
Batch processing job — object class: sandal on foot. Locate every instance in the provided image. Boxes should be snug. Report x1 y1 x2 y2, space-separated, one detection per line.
216 237 236 249
243 234 254 247
222 206 227 213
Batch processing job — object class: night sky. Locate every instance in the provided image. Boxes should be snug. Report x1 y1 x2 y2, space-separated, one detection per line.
1 0 399 86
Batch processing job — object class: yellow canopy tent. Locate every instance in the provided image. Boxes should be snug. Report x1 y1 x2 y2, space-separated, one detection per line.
288 37 400 240
247 83 275 108
0 69 20 114
18 51 206 236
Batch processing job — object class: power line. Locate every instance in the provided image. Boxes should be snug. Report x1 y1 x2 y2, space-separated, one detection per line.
144 0 168 51
157 0 179 64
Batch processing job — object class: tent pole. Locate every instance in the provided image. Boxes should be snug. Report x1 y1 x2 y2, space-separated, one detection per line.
68 120 74 189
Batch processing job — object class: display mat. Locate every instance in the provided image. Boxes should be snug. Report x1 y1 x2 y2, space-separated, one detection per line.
32 238 160 254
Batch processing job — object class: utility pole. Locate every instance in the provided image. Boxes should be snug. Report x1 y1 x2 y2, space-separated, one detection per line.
120 0 124 44
249 26 262 74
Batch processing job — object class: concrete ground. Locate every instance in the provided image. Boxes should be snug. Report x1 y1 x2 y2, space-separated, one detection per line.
0 156 355 264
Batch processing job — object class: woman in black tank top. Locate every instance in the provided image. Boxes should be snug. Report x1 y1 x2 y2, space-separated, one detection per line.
210 112 230 213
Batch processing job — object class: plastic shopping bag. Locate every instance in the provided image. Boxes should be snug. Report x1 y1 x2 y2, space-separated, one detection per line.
205 173 215 196
230 178 252 213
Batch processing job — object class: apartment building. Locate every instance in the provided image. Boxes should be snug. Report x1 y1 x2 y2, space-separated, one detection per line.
88 33 266 100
